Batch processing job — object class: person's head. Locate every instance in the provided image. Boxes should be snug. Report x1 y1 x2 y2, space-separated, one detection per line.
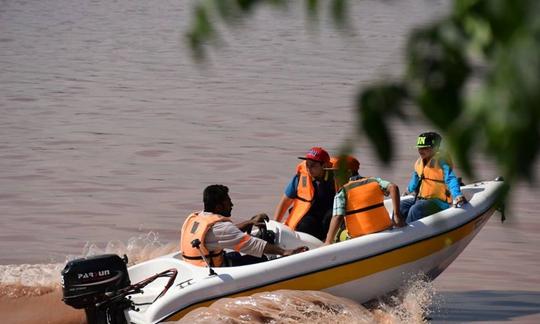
340 155 360 176
328 155 360 187
416 132 442 160
203 184 233 217
298 147 330 179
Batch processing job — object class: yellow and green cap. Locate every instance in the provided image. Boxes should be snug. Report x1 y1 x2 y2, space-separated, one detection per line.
416 132 442 148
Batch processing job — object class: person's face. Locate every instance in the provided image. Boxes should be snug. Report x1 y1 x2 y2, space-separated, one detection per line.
418 147 435 160
218 195 233 217
306 160 324 178
334 170 352 188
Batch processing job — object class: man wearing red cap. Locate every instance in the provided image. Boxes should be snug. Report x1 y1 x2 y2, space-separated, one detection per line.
274 147 336 241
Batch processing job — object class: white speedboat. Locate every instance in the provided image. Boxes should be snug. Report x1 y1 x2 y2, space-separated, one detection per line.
61 179 505 324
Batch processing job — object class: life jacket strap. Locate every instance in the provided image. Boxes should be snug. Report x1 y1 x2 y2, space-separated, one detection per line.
423 176 445 184
295 196 313 203
345 202 384 216
420 176 451 200
182 251 223 260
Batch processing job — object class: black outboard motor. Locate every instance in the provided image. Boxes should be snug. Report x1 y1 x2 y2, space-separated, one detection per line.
61 254 131 324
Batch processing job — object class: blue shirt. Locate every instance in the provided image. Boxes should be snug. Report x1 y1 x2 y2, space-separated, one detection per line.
284 174 301 198
407 158 463 209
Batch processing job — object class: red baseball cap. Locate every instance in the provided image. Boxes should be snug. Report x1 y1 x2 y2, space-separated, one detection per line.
298 147 330 164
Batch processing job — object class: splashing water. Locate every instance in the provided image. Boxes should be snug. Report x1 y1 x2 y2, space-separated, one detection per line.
175 290 375 324
78 231 178 266
370 274 436 323
0 232 177 298
0 235 435 324
0 232 179 323
175 276 435 324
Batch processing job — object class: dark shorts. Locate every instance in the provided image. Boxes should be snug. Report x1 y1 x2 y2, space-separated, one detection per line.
295 209 332 241
223 251 268 267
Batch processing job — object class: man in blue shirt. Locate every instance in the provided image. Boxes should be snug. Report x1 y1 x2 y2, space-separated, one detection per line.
400 132 467 224
274 147 335 241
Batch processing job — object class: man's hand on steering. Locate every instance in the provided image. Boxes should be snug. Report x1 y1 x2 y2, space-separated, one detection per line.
251 213 269 225
283 246 309 256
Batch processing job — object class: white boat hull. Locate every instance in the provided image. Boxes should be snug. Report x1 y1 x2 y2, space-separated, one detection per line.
126 180 502 323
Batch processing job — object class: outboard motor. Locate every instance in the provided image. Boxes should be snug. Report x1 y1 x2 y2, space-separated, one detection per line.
61 254 131 324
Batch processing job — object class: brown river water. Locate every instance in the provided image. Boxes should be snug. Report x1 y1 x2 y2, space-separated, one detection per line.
1 0 539 323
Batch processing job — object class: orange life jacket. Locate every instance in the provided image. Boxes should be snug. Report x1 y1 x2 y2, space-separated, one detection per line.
414 153 453 203
180 212 230 267
342 177 392 237
284 161 315 230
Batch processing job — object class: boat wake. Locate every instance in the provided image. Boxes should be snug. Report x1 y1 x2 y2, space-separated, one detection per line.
0 233 435 324
0 232 178 294
175 275 434 324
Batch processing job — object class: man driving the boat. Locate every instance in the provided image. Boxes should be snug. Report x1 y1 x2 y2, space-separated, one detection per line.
181 184 306 267
274 147 336 241
400 132 467 224
324 156 405 244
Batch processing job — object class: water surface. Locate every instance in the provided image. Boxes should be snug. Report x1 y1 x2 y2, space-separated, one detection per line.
1 0 539 322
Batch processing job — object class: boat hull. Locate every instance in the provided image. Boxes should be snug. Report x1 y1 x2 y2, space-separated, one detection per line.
126 180 503 323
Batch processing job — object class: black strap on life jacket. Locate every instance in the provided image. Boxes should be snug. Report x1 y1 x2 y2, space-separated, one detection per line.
417 175 451 201
423 176 445 184
182 251 223 260
295 195 313 203
345 202 384 216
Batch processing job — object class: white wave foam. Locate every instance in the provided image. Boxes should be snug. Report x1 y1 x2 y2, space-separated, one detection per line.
0 232 177 288
176 276 435 324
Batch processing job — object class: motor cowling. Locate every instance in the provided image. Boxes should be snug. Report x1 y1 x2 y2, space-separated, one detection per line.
61 254 130 309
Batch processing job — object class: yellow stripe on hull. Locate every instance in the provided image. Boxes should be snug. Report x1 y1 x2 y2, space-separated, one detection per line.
165 207 494 321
